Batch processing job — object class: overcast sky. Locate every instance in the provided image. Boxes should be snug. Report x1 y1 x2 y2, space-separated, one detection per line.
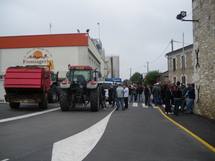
0 0 193 79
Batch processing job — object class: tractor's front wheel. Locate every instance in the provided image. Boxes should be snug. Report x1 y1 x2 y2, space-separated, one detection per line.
60 92 70 111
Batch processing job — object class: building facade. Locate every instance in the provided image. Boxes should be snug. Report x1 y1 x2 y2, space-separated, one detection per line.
166 44 194 85
192 0 215 119
105 56 120 78
0 33 106 102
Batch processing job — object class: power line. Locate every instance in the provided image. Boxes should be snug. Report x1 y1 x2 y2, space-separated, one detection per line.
150 40 171 65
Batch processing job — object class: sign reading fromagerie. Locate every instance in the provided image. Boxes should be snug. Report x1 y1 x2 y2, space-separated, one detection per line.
23 48 54 70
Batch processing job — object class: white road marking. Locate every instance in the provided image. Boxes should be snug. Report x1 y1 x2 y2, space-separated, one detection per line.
0 108 60 123
153 106 159 109
51 109 115 161
1 159 10 161
142 103 148 108
132 103 138 107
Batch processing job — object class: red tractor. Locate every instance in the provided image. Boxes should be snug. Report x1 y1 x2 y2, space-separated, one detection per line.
4 66 59 109
59 65 103 112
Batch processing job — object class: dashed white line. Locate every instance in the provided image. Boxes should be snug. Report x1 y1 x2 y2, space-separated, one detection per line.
0 108 60 123
1 159 10 161
142 103 148 108
51 109 115 161
132 103 138 107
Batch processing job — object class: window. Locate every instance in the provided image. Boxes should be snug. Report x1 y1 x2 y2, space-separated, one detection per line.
173 58 176 71
181 55 185 70
66 70 92 81
182 76 186 85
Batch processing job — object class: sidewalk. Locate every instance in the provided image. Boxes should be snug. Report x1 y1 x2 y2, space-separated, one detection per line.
160 106 215 147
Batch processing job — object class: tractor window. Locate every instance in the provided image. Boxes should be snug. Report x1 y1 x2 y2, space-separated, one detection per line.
72 70 92 81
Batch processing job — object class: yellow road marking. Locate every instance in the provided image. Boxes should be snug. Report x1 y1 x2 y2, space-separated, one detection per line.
158 108 215 153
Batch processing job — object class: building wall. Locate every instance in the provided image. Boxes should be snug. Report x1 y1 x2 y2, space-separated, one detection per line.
167 46 194 85
112 56 120 78
192 0 215 119
105 56 120 78
0 47 81 77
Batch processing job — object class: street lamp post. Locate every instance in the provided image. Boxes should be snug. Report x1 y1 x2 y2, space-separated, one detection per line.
176 11 199 22
97 22 101 40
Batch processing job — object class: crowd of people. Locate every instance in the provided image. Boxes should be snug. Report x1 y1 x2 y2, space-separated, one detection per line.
103 81 196 116
128 81 195 115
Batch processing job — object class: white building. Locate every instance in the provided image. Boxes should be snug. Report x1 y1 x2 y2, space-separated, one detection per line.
0 33 106 102
105 56 120 78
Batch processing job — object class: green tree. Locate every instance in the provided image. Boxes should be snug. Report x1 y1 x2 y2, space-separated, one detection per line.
130 72 143 84
144 71 160 86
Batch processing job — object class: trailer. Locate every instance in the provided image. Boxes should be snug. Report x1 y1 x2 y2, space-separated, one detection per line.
4 66 58 109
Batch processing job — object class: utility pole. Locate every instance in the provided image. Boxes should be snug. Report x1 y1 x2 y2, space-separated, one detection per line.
182 32 185 54
146 61 149 73
171 39 174 51
97 22 100 40
182 32 185 76
130 68 132 78
49 23 52 34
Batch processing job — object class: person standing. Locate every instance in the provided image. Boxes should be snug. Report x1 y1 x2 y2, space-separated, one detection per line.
137 85 143 102
111 84 117 107
124 84 129 109
186 83 195 114
172 82 183 116
108 85 113 106
144 85 151 106
163 84 173 114
129 85 134 102
180 84 187 112
116 84 124 110
152 83 161 105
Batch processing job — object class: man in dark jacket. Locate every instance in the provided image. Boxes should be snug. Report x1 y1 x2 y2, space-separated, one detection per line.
144 85 151 106
186 83 195 114
172 82 183 116
163 84 173 114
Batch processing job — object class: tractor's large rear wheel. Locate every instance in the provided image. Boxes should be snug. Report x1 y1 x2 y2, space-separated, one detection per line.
90 88 100 112
60 92 70 111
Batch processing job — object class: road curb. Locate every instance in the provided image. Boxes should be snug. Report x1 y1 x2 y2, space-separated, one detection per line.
158 108 215 153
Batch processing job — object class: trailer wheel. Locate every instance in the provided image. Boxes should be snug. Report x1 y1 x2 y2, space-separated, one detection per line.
60 92 69 111
39 94 48 109
90 88 100 112
9 102 20 109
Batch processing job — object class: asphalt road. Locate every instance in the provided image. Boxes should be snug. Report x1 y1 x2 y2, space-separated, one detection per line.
0 103 214 161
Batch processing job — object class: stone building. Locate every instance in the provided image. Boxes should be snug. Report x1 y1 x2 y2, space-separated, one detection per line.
192 0 215 119
159 71 169 85
166 44 194 85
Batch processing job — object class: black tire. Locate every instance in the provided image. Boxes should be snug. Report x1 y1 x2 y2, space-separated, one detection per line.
39 93 48 110
9 102 20 109
90 88 100 112
60 92 70 111
71 94 76 109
